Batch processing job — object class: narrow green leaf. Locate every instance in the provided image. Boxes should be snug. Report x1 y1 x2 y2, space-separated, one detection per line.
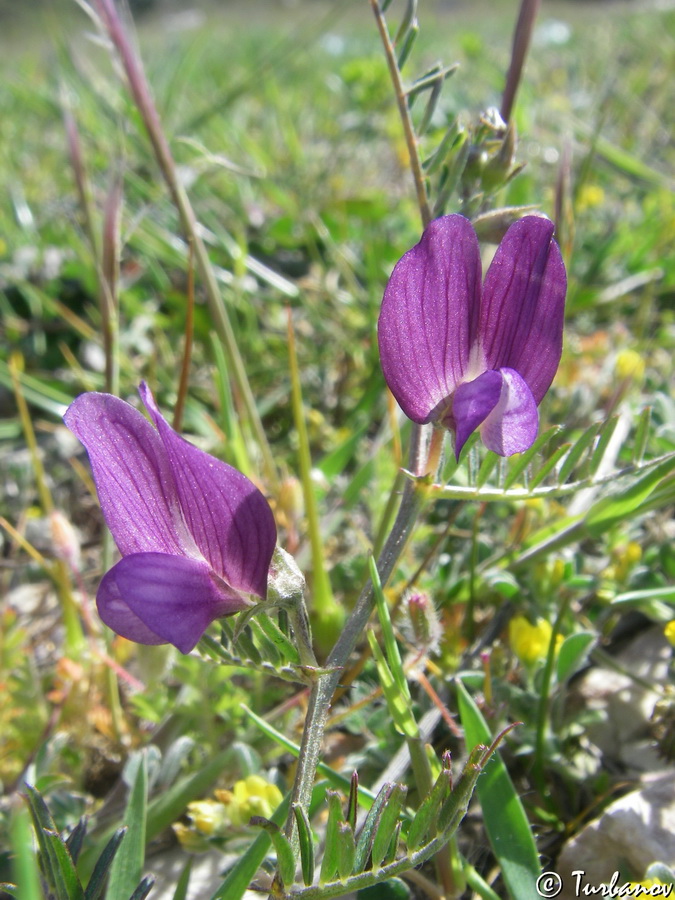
436 745 485 836
589 416 619 476
369 556 407 695
250 818 295 888
556 632 595 683
406 766 452 851
587 456 675 531
233 624 262 664
475 451 500 489
557 423 600 484
382 820 402 867
65 818 88 865
23 785 84 900
10 802 41 900
127 875 154 900
256 612 301 665
613 585 675 606
432 135 470 217
528 444 569 489
456 682 541 899
370 784 407 870
394 0 417 45
107 751 148 900
170 859 192 900
336 822 356 880
409 64 457 102
367 632 417 739
353 784 397 874
293 803 315 886
320 791 344 883
463 859 503 900
44 831 85 900
248 618 282 666
503 427 561 490
586 131 672 187
633 407 652 465
84 829 127 900
347 772 359 832
396 23 418 70
422 118 462 174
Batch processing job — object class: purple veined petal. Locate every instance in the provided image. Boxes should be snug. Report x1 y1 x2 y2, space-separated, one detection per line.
451 369 503 459
480 216 566 404
97 552 252 654
64 393 198 559
480 367 539 456
139 383 276 599
378 215 483 423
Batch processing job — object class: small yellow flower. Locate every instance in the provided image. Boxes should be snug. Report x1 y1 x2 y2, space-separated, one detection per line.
615 348 646 382
509 616 558 666
215 775 283 827
186 799 227 836
609 541 643 582
172 821 211 853
576 184 605 212
664 622 675 648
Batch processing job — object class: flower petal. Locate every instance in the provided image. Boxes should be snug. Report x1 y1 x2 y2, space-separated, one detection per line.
64 393 197 558
452 369 503 458
139 383 276 598
97 552 251 654
480 368 539 456
480 216 566 403
378 215 482 423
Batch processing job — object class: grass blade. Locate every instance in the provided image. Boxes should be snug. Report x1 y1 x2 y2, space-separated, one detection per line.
456 681 540 899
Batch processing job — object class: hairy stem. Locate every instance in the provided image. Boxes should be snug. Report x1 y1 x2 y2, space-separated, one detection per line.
284 423 431 839
370 0 432 228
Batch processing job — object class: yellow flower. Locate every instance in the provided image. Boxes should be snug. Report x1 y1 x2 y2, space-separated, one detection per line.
664 622 675 648
615 348 646 382
172 822 211 853
509 616 558 666
576 184 605 212
215 775 283 827
186 799 227 836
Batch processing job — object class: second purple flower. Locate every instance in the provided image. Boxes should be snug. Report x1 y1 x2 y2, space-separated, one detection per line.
64 383 277 654
378 214 566 457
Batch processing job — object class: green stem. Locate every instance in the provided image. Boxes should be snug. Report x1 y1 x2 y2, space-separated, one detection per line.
370 0 432 228
283 424 431 839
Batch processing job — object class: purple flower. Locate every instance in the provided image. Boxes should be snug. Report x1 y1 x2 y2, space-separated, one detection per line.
378 214 566 457
64 383 277 654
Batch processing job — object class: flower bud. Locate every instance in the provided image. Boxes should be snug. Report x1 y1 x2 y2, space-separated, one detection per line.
50 510 81 570
406 591 441 653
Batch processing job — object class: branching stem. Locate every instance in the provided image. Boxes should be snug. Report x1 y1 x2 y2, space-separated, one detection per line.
369 0 432 228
